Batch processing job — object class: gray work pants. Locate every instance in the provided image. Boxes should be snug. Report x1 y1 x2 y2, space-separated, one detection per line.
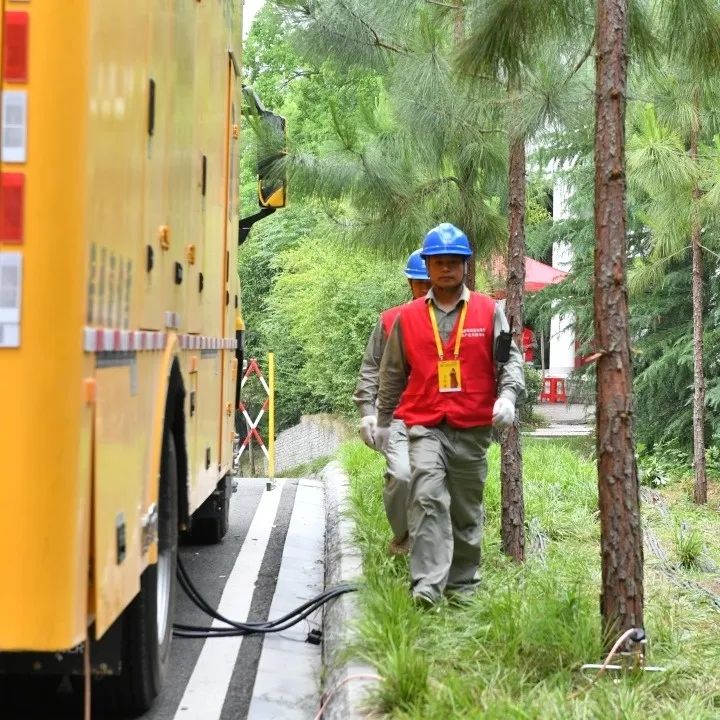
407 423 492 601
382 419 411 541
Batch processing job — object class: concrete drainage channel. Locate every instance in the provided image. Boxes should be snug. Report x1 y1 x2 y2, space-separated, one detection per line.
320 461 378 720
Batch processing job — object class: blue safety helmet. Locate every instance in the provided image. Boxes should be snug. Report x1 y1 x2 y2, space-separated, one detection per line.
404 249 430 280
421 223 472 258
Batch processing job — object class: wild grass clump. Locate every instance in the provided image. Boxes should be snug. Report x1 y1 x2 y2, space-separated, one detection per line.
673 521 704 569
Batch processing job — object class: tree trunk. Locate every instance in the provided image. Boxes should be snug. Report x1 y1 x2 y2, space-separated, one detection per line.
500 124 526 563
454 2 464 45
690 104 708 505
594 0 644 642
466 238 476 291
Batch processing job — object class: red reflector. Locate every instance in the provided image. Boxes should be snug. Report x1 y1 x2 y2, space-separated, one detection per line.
3 12 30 83
0 173 25 243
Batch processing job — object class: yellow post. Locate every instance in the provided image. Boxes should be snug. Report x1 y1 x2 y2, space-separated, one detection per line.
267 352 276 490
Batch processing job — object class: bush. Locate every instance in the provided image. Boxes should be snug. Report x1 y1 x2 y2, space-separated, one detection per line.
520 366 543 422
241 218 410 430
637 439 691 488
706 444 720 477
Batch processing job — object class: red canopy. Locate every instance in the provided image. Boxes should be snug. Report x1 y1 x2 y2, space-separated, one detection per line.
490 256 568 299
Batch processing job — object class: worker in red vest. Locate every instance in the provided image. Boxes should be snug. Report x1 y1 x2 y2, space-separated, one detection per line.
376 224 525 605
353 250 432 555
522 326 535 363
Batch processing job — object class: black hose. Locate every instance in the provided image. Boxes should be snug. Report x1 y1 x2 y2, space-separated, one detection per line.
173 587 352 636
173 556 357 639
176 557 355 630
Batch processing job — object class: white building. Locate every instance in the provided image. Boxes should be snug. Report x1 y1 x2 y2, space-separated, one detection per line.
549 177 576 378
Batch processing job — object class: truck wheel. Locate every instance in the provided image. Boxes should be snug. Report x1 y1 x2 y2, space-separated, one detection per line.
97 431 178 717
189 475 231 545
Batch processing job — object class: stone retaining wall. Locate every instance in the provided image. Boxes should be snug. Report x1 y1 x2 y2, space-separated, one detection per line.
275 414 352 474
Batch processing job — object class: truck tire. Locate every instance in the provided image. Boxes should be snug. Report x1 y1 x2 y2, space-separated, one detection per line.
97 431 178 717
189 475 231 545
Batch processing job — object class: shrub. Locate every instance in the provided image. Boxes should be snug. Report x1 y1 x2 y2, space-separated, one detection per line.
637 439 691 488
520 366 543 422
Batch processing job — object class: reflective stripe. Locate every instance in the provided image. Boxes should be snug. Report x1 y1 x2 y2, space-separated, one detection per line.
82 328 238 353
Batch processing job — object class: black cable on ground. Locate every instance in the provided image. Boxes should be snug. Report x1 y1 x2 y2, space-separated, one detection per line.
177 558 354 629
176 557 355 630
173 586 353 637
173 556 357 639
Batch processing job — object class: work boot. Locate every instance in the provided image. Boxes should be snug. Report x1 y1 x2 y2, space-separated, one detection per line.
412 591 437 610
445 590 476 608
388 534 410 556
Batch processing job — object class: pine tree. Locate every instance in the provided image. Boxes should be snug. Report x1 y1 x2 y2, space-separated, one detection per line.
458 0 593 561
594 0 644 640
649 0 720 504
273 0 508 274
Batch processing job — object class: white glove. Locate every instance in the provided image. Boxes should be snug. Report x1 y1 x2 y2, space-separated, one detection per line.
374 425 391 454
359 415 377 448
492 397 515 430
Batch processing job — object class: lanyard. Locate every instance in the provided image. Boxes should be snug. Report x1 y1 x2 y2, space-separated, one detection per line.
428 300 467 360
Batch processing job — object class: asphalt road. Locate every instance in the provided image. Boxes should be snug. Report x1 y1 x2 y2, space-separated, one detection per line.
2 477 324 720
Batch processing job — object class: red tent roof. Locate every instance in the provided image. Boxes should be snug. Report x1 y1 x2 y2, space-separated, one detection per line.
489 256 568 299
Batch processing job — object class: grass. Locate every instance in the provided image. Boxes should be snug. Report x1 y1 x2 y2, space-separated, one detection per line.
520 410 550 430
538 434 596 460
340 438 720 719
235 453 333 478
279 454 334 478
644 479 720 577
673 521 705 570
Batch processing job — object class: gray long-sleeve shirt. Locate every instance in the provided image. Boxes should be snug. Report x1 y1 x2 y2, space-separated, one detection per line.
353 316 392 418
376 286 525 427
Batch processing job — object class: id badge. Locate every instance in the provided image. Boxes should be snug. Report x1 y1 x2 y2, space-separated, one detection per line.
437 359 462 393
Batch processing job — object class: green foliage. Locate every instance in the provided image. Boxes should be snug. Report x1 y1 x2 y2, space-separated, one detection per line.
271 0 512 260
243 5 383 152
706 443 720 477
243 6 303 112
238 205 410 429
459 0 592 79
657 0 720 75
520 365 542 422
631 260 720 452
525 179 552 230
528 55 720 458
237 205 321 429
637 440 691 488
627 104 695 200
266 235 408 419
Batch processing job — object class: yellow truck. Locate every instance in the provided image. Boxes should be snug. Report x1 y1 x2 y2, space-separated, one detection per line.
0 0 283 713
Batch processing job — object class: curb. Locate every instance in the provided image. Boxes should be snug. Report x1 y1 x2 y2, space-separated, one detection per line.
320 460 378 720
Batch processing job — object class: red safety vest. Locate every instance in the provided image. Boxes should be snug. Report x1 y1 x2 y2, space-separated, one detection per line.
395 293 497 429
522 327 535 362
381 305 404 337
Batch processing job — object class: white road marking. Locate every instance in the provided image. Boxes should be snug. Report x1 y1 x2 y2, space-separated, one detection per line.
173 480 285 720
247 478 325 720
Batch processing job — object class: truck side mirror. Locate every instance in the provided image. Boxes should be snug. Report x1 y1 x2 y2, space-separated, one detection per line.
256 112 287 209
